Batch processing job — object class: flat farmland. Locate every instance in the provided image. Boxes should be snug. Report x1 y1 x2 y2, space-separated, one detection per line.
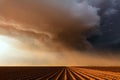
0 67 120 80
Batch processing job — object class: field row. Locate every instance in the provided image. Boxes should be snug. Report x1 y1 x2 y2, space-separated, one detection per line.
0 67 120 80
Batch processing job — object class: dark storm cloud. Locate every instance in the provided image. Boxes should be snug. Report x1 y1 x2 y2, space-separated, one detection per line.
88 0 120 50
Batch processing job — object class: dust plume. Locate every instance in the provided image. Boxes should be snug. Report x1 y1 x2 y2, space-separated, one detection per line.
0 0 120 66
0 0 100 50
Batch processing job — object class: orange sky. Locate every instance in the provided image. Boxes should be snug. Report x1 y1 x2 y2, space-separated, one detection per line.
0 0 120 66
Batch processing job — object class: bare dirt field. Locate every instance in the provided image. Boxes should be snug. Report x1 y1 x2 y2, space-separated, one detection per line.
0 67 120 80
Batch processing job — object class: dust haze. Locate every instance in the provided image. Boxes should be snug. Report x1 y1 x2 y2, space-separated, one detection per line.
0 0 120 66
